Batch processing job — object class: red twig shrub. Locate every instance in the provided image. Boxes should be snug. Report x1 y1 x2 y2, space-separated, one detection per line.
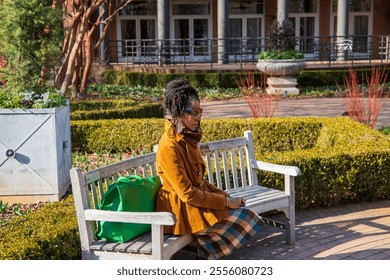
342 67 389 128
237 71 279 118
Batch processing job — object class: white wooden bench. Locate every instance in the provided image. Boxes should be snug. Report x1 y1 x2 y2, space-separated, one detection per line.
70 130 301 260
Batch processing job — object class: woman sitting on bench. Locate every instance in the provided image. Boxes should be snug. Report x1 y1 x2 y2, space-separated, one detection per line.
155 78 262 260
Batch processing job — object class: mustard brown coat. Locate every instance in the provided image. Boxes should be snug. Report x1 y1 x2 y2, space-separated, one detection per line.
156 120 229 235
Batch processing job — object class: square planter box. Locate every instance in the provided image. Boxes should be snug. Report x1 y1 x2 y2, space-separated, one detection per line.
0 101 72 204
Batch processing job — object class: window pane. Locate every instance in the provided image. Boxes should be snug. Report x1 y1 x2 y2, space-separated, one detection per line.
228 18 242 53
229 0 264 15
299 17 315 53
350 0 371 12
289 0 317 13
332 0 371 12
353 16 368 52
174 19 189 54
194 19 209 55
140 19 156 56
172 0 210 15
120 0 157 16
121 20 136 57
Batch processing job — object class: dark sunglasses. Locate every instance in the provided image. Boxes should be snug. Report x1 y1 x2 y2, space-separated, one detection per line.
184 107 203 116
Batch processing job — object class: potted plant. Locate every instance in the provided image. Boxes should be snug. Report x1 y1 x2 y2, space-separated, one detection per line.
257 20 306 95
0 1 71 204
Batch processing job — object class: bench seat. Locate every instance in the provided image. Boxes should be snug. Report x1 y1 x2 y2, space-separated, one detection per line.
89 233 193 260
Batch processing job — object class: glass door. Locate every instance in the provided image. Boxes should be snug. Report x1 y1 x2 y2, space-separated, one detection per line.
120 19 156 62
352 15 369 53
117 0 157 63
289 16 316 54
228 17 262 61
121 20 136 58
173 17 210 61
288 0 318 58
228 0 263 61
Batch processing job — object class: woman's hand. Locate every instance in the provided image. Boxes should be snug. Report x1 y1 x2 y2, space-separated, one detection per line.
226 197 246 209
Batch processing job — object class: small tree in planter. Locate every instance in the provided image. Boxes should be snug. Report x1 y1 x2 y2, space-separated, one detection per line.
0 0 71 204
257 20 306 95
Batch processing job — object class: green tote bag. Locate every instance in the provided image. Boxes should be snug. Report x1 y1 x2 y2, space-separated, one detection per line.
96 175 162 243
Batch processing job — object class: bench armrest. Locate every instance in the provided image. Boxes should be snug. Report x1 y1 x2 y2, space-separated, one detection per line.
252 159 301 176
84 209 176 226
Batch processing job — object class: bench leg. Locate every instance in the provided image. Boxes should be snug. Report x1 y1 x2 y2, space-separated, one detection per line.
281 206 295 245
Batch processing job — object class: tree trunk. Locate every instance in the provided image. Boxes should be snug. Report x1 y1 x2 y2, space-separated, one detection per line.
56 1 135 98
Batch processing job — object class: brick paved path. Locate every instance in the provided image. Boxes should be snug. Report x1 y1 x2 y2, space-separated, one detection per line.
201 97 390 128
172 200 390 260
225 200 390 260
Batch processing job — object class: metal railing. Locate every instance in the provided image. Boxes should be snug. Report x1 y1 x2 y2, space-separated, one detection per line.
107 35 390 69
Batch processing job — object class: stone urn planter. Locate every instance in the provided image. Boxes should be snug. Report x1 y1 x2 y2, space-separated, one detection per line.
0 101 72 204
257 59 306 95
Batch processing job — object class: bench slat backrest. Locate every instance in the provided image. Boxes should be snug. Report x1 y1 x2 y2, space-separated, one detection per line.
200 131 256 190
81 153 157 209
71 153 158 258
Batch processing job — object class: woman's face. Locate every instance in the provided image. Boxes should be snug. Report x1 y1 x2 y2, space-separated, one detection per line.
180 100 202 132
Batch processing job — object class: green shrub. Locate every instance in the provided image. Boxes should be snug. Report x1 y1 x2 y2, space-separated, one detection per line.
257 118 390 208
71 118 165 153
71 104 163 120
70 117 390 209
70 99 138 111
69 99 163 120
0 196 80 260
104 68 390 90
379 127 390 136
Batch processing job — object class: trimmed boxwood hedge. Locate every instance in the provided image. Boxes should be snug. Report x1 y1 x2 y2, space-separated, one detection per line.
0 196 80 260
70 100 163 120
70 117 390 209
104 67 390 89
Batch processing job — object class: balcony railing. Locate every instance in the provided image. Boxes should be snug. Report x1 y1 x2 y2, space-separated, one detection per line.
107 35 390 69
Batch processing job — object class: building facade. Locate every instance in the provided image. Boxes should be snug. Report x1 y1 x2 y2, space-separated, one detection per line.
104 0 390 65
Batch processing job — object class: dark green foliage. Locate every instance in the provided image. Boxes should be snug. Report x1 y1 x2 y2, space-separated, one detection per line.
70 100 163 121
104 71 263 89
0 0 63 93
104 69 390 90
379 127 390 136
258 49 304 60
0 196 80 260
71 118 165 153
70 99 138 111
268 20 296 52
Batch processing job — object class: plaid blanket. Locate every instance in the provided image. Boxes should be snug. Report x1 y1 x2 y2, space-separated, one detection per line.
195 208 261 259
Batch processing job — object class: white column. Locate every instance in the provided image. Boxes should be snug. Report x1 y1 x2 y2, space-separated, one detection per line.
157 0 169 64
218 0 228 64
336 0 349 61
277 0 288 22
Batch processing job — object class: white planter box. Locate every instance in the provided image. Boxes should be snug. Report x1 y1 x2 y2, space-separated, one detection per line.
0 101 72 203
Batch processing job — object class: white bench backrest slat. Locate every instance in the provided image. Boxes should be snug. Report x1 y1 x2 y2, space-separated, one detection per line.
238 146 248 187
213 150 223 189
222 149 231 190
199 131 254 191
229 147 239 189
204 151 214 185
